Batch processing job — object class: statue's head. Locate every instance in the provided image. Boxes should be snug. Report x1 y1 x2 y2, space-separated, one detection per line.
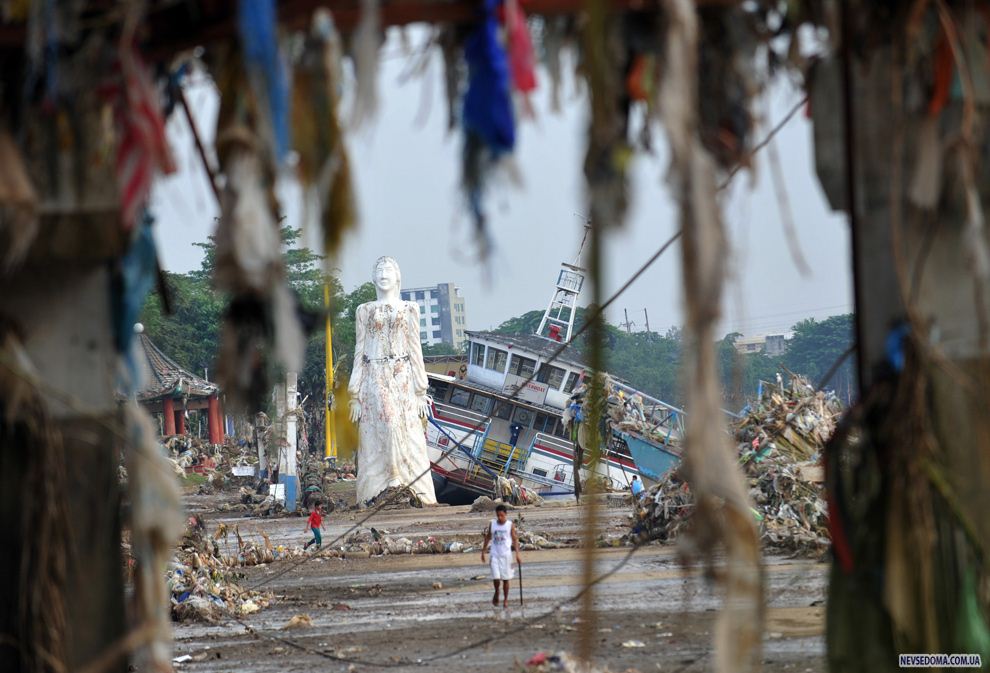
372 256 401 293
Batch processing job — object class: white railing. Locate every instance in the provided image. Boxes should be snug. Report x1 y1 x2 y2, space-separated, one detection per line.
531 432 575 455
432 401 489 430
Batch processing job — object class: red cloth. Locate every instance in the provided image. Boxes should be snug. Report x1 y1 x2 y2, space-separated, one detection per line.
307 510 323 529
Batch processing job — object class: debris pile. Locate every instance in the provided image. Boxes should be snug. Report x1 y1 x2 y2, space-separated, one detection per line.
214 486 286 516
521 651 613 672
150 435 261 493
633 377 841 556
167 516 276 622
336 526 569 556
564 377 681 459
495 476 545 506
364 485 424 510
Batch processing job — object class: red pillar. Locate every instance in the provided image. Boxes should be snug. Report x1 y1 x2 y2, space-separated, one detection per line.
207 395 220 445
163 397 176 436
217 398 226 444
175 410 186 435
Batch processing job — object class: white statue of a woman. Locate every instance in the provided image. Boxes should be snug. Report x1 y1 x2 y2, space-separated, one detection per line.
348 257 438 505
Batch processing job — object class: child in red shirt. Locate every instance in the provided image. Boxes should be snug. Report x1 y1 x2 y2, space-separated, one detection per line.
303 502 325 550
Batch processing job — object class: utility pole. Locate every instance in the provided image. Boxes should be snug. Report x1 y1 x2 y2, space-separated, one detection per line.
621 308 633 333
323 280 337 461
278 372 299 512
643 308 651 333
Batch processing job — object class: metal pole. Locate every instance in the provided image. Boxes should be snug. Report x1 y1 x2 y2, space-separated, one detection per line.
643 308 650 333
324 281 337 459
177 83 221 203
518 559 523 605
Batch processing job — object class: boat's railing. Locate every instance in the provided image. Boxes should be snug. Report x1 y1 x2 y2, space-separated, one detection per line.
517 469 575 492
432 401 490 430
478 438 526 474
427 417 501 483
531 432 575 455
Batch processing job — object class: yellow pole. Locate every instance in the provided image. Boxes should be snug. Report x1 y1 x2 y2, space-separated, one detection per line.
324 280 337 459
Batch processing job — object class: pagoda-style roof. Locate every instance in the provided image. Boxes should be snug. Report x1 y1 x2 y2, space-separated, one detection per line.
134 333 219 402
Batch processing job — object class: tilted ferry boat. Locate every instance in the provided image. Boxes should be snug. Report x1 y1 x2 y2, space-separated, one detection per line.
424 259 686 505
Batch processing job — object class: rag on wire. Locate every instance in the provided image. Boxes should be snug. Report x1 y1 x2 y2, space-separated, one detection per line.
238 0 291 162
115 35 176 231
461 0 516 254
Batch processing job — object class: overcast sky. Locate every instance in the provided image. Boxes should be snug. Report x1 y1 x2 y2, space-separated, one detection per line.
150 28 852 338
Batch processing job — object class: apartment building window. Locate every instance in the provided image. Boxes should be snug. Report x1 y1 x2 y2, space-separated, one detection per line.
508 354 537 378
485 347 508 372
415 291 424 300
432 330 442 338
536 364 566 389
420 331 427 341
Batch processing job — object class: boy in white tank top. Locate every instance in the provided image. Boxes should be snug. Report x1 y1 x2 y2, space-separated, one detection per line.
481 504 521 609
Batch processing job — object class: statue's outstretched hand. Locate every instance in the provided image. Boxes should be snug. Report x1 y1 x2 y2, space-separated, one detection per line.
418 396 433 419
349 400 362 424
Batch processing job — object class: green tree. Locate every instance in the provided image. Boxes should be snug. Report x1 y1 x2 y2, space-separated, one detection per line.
783 314 856 402
140 228 371 406
494 309 544 336
422 342 462 356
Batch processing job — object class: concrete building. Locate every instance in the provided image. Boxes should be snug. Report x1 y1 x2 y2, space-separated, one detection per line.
732 333 788 357
400 282 467 349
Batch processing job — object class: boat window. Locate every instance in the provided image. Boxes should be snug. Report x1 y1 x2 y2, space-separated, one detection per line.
449 387 471 408
493 400 513 420
508 354 537 378
533 412 556 433
512 406 534 428
485 347 508 373
536 364 566 389
429 380 451 402
532 468 548 478
469 394 493 415
563 371 581 393
471 342 486 367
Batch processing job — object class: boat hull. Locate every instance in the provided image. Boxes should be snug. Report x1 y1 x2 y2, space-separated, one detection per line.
621 431 680 481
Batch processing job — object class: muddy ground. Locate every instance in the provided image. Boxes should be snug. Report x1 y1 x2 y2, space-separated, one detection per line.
173 482 827 672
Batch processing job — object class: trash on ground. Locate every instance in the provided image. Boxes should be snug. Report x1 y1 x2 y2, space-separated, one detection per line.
283 614 314 629
632 376 840 557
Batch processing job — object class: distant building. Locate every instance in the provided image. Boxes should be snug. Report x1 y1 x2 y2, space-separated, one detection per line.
733 333 788 357
400 282 468 349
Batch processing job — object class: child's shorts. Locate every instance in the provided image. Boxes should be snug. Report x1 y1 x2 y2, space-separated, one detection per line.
490 555 514 580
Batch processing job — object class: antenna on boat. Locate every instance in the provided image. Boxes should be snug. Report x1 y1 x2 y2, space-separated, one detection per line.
572 213 591 266
535 216 590 344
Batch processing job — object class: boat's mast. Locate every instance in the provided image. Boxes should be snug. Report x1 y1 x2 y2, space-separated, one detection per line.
535 224 590 343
